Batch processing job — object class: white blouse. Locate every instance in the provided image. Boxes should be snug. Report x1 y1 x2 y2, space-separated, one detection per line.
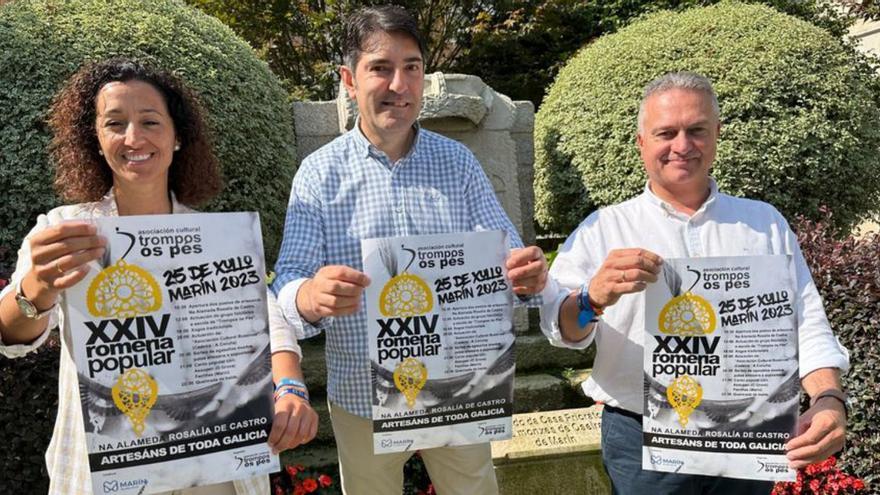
0 191 299 495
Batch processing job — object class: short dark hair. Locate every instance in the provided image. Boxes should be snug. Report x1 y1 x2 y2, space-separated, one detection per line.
49 57 222 206
342 5 426 69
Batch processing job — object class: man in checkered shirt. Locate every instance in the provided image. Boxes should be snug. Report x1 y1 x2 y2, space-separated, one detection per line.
271 5 549 494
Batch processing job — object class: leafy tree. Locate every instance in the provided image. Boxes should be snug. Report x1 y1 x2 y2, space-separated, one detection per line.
457 0 852 108
838 0 880 20
187 0 854 107
186 0 492 100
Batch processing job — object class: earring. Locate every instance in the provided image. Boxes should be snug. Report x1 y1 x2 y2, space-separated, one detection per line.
98 150 104 156
174 144 180 151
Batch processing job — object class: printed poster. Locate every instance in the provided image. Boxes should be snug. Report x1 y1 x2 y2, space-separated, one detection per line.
643 255 798 481
362 231 516 454
63 213 279 494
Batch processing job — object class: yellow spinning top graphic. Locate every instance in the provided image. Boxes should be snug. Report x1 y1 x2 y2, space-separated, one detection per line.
658 266 716 336
379 246 433 317
112 368 158 437
87 228 161 318
87 259 162 318
667 374 703 427
393 358 428 408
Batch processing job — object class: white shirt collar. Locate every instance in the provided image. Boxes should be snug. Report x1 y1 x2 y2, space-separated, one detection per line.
351 116 422 162
642 177 719 218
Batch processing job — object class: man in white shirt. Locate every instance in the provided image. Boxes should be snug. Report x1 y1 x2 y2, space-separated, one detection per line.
540 72 849 494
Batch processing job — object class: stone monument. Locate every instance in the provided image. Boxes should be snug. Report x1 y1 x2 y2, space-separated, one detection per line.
492 406 611 495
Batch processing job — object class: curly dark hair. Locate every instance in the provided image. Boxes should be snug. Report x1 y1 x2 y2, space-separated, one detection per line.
48 57 222 206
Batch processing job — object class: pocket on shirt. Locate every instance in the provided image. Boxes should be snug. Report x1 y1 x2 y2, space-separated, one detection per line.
407 187 456 232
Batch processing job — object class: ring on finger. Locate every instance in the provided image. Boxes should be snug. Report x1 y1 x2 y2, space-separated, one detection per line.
56 260 65 275
620 270 626 283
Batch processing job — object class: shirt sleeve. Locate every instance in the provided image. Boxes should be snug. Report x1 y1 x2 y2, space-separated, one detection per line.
781 217 850 378
0 213 59 358
267 290 302 358
271 160 333 338
539 213 602 350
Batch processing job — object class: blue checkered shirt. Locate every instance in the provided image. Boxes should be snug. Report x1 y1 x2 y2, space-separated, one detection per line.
273 124 526 417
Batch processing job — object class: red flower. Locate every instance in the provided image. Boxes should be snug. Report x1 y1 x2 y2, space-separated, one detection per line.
286 465 299 478
318 474 332 488
275 486 284 495
293 484 306 495
772 456 866 495
302 478 318 493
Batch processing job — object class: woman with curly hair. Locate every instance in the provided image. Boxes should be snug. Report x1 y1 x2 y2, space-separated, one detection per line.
0 58 316 495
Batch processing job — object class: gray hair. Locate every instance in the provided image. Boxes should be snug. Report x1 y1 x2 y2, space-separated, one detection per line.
637 72 720 133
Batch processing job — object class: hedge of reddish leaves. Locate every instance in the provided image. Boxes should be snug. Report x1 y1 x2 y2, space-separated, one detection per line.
795 209 879 492
0 329 59 494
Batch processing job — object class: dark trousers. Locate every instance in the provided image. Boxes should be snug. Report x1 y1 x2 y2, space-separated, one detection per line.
601 405 774 495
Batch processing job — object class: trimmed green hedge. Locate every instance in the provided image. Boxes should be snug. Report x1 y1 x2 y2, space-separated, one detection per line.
534 1 880 234
0 0 295 268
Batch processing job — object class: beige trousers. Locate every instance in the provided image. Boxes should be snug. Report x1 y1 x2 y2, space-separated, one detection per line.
329 402 499 495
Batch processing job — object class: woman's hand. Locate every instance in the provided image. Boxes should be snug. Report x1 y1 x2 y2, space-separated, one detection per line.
22 221 106 308
268 395 319 454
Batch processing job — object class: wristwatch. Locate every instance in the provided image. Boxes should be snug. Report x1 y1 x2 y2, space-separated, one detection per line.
14 279 55 320
810 388 850 417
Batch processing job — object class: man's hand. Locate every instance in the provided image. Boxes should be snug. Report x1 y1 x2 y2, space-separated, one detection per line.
506 246 548 295
588 248 662 309
296 265 370 323
785 398 846 469
268 395 319 454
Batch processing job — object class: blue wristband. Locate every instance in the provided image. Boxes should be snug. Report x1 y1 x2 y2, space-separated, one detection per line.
576 284 599 328
275 387 310 403
275 378 307 391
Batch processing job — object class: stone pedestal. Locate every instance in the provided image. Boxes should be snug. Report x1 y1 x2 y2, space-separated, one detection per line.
492 406 611 495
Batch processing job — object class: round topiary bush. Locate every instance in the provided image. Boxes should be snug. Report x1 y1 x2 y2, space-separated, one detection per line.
534 1 880 234
0 0 295 269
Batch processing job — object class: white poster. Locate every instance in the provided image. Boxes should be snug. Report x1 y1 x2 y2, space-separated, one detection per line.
362 231 515 454
63 212 279 495
642 255 798 481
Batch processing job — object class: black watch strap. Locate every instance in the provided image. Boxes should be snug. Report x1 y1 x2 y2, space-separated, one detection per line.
810 389 849 416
